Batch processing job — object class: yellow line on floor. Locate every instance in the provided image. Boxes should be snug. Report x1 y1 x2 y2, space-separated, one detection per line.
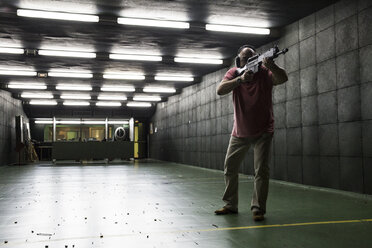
1 219 371 246
188 218 372 233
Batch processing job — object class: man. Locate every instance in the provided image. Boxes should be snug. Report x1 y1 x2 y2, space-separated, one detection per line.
215 45 288 221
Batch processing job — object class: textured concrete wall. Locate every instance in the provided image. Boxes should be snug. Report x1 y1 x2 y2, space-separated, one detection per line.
0 90 29 165
150 0 372 194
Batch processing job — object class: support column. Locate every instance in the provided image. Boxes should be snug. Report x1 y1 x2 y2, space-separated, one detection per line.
52 117 56 142
129 117 134 142
105 118 108 140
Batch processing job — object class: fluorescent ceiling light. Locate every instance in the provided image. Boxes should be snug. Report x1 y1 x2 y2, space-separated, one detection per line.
108 120 129 124
174 57 223 64
57 120 82 124
0 70 37 76
133 96 161 102
8 82 46 89
207 16 269 28
35 120 53 123
117 17 189 29
205 24 270 35
17 9 99 22
0 47 24 54
98 94 127 101
96 101 121 107
63 101 90 106
101 85 135 92
39 49 96 58
127 102 152 107
56 84 92 91
30 100 57 106
110 48 161 56
21 92 53 99
103 73 145 80
48 72 93 78
143 87 176 93
81 120 104 124
60 93 91 100
109 54 162 61
154 75 193 82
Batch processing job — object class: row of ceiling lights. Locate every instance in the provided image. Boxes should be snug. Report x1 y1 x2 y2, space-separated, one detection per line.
1 74 186 104
1 71 182 107
1 72 184 106
0 46 224 65
9 83 171 106
16 9 271 35
21 92 161 102
20 91 163 101
27 100 152 107
7 83 175 93
0 7 271 65
20 92 163 101
34 119 130 125
0 69 194 81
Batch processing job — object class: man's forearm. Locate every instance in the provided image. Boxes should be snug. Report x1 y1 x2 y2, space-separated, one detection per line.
269 64 288 85
217 77 241 95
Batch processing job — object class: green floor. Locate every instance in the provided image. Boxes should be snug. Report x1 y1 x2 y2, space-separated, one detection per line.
0 160 371 248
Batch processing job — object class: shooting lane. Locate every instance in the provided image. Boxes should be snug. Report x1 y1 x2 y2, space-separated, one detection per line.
0 0 372 248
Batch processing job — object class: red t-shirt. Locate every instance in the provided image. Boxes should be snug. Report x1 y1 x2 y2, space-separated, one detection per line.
223 66 274 137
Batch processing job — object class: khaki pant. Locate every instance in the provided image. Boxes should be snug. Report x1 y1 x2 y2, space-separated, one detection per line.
222 133 273 213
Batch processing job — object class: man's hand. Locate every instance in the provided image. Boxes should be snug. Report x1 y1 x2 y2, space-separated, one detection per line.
241 70 254 83
262 57 276 70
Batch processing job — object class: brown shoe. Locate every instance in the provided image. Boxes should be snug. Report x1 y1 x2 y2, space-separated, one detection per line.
214 207 238 215
252 208 265 221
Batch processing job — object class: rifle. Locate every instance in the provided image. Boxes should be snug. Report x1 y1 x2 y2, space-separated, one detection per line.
236 45 289 75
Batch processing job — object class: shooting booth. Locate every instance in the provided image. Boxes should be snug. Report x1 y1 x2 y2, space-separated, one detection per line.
32 117 139 163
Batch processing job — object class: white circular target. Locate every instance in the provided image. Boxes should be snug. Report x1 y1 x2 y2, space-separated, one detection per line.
114 127 126 141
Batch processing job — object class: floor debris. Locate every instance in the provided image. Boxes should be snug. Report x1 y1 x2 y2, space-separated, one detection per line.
37 233 53 236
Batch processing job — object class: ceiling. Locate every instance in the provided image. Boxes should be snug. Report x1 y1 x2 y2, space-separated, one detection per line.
0 0 337 119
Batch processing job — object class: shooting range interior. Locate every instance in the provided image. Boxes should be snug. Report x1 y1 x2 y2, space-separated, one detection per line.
0 0 371 247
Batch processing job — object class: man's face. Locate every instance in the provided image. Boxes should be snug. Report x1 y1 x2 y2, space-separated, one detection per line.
239 48 255 67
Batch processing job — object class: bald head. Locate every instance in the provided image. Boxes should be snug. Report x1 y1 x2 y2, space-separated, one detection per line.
238 47 256 68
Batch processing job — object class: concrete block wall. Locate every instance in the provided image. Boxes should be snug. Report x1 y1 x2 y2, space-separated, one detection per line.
150 69 235 172
150 0 372 194
0 90 29 165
